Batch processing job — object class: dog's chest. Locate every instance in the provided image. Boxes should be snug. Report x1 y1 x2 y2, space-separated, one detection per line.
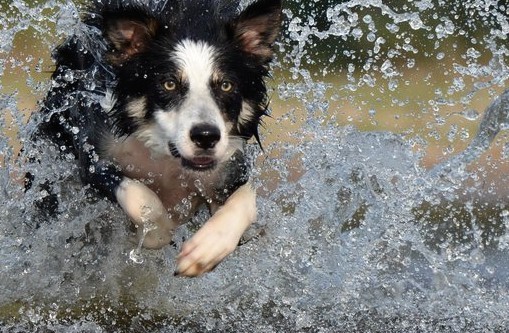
105 136 217 214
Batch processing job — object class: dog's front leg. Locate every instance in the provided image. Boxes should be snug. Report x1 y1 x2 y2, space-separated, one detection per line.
175 182 256 277
115 178 176 249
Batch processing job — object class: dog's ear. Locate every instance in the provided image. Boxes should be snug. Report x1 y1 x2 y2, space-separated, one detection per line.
104 16 158 64
232 0 283 60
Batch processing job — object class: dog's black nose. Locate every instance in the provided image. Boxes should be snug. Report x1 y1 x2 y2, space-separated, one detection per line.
190 124 221 149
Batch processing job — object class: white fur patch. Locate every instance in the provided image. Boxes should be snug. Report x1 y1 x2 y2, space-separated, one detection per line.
238 102 256 129
126 97 147 119
173 40 216 90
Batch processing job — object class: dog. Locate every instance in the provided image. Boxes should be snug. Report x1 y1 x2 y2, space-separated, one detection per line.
31 0 282 277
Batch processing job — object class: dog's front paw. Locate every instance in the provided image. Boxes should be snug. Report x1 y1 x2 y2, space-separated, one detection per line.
174 183 256 277
174 220 240 277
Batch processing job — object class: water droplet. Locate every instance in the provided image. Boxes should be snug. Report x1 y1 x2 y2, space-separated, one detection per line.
129 249 144 264
363 15 372 24
466 47 481 59
409 16 424 30
388 79 399 91
460 109 480 121
63 70 74 82
460 128 470 141
386 23 400 33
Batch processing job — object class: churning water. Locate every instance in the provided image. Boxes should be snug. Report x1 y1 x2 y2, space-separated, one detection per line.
1 0 509 332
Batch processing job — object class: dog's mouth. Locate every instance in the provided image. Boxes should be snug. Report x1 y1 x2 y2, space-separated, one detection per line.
182 156 216 170
169 142 217 170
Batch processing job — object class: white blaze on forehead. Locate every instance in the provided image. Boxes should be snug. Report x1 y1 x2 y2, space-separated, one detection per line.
173 39 216 92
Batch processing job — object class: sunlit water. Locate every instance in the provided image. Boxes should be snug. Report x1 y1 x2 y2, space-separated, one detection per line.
1 0 509 332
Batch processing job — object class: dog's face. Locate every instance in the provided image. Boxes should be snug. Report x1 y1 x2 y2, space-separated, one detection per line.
98 0 282 171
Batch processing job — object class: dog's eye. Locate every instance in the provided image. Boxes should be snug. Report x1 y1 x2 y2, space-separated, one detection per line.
220 80 234 93
163 80 177 91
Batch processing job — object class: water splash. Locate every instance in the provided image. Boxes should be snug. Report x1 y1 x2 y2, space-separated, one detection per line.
431 89 509 178
128 206 160 264
1 0 509 332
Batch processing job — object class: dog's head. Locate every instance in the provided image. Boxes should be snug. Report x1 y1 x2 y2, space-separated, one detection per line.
96 0 282 170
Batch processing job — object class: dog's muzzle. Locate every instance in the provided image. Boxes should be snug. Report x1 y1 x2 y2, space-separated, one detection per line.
169 124 221 171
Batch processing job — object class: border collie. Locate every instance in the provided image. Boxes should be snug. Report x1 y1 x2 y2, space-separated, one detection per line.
33 0 282 277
